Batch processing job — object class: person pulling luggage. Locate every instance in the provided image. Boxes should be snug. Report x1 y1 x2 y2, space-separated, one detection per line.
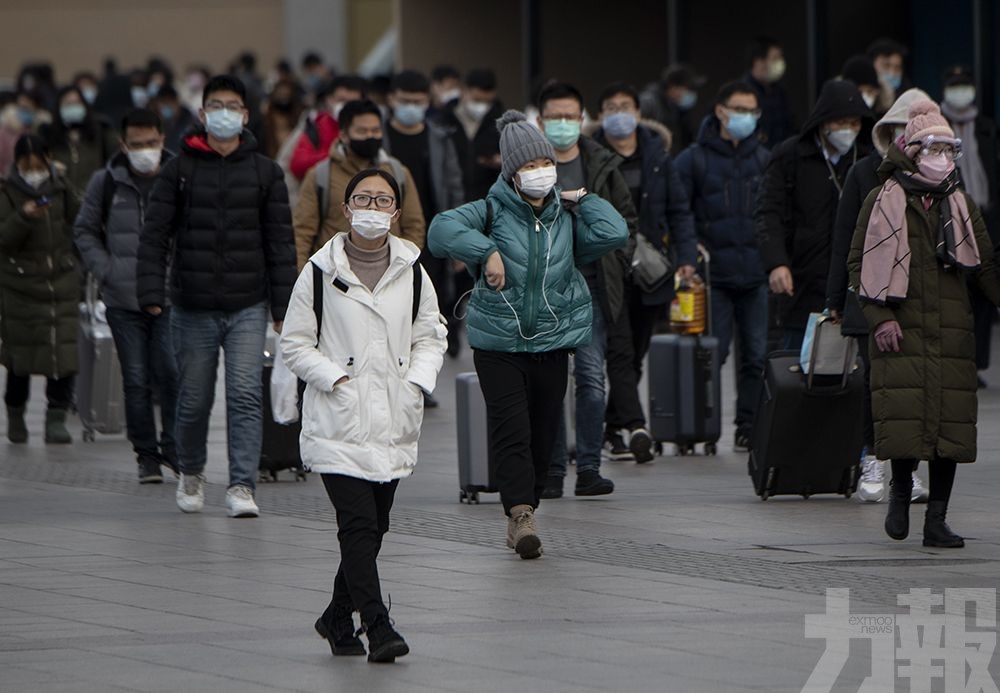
280 168 447 662
848 99 1000 548
427 110 627 559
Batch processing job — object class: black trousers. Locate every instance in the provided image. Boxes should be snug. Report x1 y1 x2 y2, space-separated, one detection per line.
474 349 568 514
321 473 399 624
605 292 660 431
891 458 957 503
4 372 74 409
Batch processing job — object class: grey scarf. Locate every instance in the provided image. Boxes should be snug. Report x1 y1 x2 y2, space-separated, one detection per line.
941 102 990 208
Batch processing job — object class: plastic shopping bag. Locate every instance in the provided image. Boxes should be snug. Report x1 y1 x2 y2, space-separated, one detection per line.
270 335 301 424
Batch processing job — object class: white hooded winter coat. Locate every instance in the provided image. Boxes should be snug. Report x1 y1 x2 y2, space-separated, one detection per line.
279 232 447 481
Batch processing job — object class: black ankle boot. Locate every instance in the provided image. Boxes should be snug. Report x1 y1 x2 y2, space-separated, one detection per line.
884 479 912 540
923 500 965 548
315 603 365 656
363 613 409 663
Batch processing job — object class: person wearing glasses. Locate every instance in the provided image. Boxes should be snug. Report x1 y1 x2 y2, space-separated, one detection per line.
674 81 771 453
137 75 297 519
848 99 1000 549
281 168 446 662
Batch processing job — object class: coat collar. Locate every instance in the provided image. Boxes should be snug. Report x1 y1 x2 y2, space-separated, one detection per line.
310 232 419 294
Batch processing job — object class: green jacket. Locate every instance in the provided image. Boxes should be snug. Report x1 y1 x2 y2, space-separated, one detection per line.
0 171 81 377
578 136 639 322
428 176 628 353
847 148 1000 462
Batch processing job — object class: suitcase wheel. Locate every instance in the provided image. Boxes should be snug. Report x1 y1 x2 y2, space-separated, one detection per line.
295 470 308 482
653 442 664 457
704 442 718 456
82 429 95 443
676 443 695 457
460 490 480 504
760 491 769 501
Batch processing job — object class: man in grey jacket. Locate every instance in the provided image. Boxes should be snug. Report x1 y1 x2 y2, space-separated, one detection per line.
384 69 465 400
75 108 178 484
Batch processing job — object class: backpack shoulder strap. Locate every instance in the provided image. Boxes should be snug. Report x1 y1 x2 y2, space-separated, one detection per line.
315 158 331 228
691 145 707 194
254 154 274 208
482 199 494 237
175 153 196 224
305 117 321 149
311 261 324 343
99 169 116 225
411 262 422 324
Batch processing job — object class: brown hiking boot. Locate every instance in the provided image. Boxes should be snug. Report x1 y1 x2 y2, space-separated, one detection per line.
506 504 542 559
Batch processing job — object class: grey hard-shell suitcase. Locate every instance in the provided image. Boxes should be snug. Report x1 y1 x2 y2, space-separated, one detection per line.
648 334 722 456
76 280 125 441
456 372 495 503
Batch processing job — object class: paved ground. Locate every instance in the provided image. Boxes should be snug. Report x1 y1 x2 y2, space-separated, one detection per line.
2 331 999 692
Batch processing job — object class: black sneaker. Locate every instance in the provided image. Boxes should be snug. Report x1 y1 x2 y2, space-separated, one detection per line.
315 604 365 656
364 614 409 663
575 471 614 496
603 433 635 462
138 458 164 484
734 431 752 452
628 428 654 463
540 475 564 499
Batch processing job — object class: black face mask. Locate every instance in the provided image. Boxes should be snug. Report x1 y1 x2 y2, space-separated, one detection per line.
349 137 382 160
271 98 294 113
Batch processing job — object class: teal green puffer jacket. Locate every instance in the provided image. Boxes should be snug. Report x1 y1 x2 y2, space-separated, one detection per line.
428 176 627 353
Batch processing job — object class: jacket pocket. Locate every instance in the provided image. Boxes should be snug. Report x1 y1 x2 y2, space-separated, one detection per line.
390 377 424 446
303 379 362 446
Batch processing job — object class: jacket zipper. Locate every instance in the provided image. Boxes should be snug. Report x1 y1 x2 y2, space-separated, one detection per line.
522 218 542 344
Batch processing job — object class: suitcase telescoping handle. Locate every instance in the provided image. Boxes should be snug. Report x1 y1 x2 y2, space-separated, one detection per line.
84 273 99 327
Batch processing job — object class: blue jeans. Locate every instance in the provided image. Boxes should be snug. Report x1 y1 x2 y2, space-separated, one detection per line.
549 297 606 477
170 302 267 489
106 307 178 464
710 284 767 435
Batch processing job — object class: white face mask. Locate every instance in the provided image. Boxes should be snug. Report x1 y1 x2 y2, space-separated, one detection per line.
465 100 491 121
439 88 461 105
350 209 393 240
862 92 877 109
516 165 557 199
825 128 858 155
127 148 161 175
20 169 50 189
944 86 976 110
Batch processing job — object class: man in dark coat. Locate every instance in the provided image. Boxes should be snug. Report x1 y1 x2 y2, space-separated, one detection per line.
137 75 296 519
676 81 769 451
742 36 795 147
754 79 872 349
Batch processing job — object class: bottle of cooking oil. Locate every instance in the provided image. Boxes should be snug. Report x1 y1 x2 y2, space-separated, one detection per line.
670 274 707 335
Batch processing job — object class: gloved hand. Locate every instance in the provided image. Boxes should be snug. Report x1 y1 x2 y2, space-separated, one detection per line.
874 320 903 353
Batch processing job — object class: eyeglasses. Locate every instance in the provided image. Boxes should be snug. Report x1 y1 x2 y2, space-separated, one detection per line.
204 100 246 112
349 194 395 210
910 135 964 161
602 102 637 114
724 106 762 117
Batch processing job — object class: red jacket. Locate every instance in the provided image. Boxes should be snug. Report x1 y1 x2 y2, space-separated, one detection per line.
289 111 339 180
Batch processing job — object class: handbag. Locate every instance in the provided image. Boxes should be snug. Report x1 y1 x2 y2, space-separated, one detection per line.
800 312 858 385
631 232 673 293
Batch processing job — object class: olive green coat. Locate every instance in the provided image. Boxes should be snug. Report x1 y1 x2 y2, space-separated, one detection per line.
0 172 82 378
848 151 1000 462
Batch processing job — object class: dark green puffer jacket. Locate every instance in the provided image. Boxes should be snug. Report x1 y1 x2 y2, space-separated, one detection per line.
847 148 1000 462
0 170 81 378
428 176 628 353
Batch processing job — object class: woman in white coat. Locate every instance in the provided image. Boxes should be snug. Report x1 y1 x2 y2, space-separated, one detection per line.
280 168 447 663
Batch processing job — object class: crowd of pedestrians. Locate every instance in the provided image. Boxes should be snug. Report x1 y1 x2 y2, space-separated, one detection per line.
2 35 999 661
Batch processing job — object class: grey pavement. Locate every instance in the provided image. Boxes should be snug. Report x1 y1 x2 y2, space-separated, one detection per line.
2 331 1000 692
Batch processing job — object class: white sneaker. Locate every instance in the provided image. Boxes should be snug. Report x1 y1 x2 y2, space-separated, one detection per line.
226 485 259 518
176 473 206 513
911 472 929 503
857 458 886 503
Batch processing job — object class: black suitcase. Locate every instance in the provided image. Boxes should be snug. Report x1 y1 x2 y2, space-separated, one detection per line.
748 351 862 499
260 355 306 483
648 334 722 456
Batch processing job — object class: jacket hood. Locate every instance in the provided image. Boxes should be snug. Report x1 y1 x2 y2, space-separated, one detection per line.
696 114 762 157
877 143 919 181
181 129 259 157
310 231 420 282
801 79 873 136
872 88 931 156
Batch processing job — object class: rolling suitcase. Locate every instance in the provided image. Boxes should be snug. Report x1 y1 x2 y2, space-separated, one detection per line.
456 372 495 503
77 278 125 441
260 333 306 481
648 334 722 456
748 350 863 500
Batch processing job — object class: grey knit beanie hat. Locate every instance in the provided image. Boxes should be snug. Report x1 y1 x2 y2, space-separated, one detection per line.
497 110 556 181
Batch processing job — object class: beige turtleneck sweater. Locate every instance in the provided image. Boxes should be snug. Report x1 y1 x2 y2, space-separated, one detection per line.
344 235 391 293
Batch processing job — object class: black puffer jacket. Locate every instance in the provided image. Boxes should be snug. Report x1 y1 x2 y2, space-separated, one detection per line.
754 80 872 329
137 130 296 321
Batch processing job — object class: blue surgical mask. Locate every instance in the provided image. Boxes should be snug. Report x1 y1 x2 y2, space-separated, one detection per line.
393 103 427 128
543 119 581 150
131 86 150 108
160 105 176 122
60 103 87 126
725 112 758 142
677 90 697 111
204 109 244 140
603 112 638 139
881 72 902 91
16 107 34 128
81 87 98 105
